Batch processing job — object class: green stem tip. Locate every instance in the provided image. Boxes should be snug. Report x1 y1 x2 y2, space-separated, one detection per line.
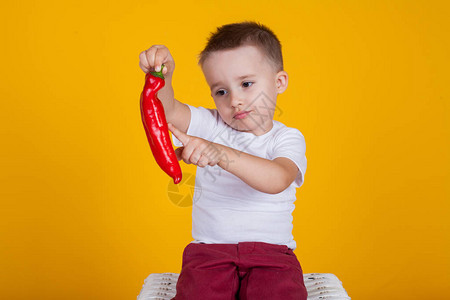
150 64 165 79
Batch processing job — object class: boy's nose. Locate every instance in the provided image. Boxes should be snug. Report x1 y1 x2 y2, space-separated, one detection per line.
230 92 244 108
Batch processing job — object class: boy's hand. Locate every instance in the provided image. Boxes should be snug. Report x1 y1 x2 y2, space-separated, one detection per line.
139 45 175 77
168 123 222 168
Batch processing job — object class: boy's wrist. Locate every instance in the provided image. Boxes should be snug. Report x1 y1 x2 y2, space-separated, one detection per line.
214 143 235 171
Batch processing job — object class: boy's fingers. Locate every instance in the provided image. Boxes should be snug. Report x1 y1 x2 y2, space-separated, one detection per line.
154 49 169 72
145 45 162 70
139 51 150 73
140 45 173 73
168 123 190 146
146 48 156 70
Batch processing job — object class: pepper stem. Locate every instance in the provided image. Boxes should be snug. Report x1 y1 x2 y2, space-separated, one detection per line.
150 64 165 79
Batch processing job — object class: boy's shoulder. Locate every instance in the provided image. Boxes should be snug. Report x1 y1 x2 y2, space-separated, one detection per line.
272 120 305 139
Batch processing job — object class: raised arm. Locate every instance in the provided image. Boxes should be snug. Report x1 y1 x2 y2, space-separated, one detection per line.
139 45 190 133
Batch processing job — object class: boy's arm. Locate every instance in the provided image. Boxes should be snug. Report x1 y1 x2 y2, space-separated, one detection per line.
167 99 191 134
214 144 299 194
168 123 299 194
159 74 190 133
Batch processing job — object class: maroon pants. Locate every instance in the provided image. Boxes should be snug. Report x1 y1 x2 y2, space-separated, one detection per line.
172 242 308 300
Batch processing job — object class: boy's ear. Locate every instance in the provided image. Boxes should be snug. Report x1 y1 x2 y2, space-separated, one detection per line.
276 71 289 94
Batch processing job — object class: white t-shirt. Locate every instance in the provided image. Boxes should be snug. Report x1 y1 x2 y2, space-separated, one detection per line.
172 104 307 250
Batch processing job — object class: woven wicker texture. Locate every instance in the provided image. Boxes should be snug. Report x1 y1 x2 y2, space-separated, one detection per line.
137 272 351 300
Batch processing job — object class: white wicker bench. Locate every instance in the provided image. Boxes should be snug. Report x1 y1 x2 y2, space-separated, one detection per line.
137 272 351 300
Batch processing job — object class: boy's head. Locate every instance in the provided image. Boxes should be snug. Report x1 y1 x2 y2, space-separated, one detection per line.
198 21 283 73
198 21 288 136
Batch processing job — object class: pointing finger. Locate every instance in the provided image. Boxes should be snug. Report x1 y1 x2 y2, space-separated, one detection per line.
168 123 190 146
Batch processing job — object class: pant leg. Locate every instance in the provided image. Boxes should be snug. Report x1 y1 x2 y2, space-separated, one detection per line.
237 242 308 300
172 243 240 300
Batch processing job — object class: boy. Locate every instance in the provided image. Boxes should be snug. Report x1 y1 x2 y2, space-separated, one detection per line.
139 21 308 300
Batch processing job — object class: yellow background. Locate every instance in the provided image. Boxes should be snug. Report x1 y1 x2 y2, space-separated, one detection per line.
1 0 449 299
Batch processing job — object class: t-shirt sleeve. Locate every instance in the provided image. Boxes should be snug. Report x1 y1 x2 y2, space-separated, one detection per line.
171 104 221 147
270 127 307 188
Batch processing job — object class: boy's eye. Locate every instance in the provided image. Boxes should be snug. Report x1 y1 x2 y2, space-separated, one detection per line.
216 89 227 96
242 82 253 88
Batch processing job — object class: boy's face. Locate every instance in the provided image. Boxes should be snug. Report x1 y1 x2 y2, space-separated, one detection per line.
201 45 287 136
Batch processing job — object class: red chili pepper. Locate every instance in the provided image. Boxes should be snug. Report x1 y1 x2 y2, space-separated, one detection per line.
140 65 182 184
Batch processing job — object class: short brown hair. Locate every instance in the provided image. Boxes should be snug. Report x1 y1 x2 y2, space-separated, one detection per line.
198 21 283 72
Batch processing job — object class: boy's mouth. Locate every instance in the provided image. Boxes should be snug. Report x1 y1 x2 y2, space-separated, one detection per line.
233 110 252 120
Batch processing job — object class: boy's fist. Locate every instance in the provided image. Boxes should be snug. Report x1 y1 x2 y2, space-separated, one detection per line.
139 45 175 76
